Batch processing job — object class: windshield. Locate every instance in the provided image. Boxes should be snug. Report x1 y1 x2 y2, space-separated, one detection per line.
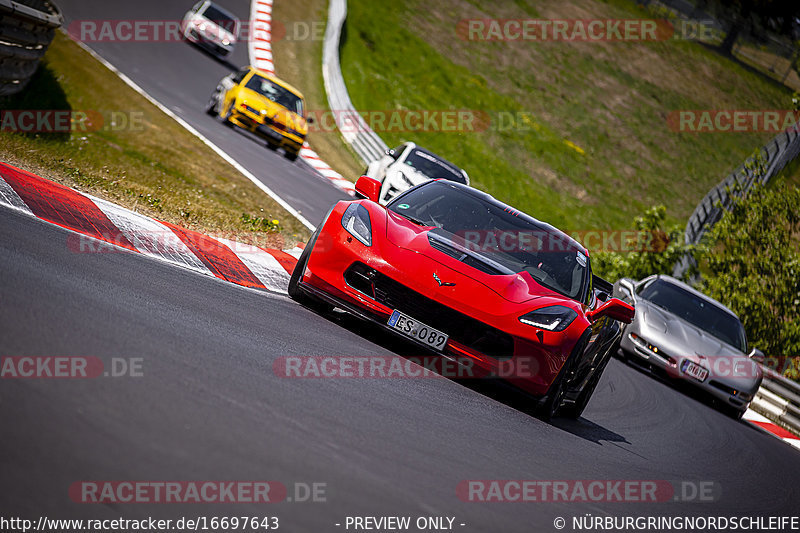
639 279 746 351
404 149 467 183
201 4 239 34
388 181 587 299
245 75 304 115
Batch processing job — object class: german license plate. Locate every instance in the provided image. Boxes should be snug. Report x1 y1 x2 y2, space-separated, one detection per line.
387 310 448 351
257 125 282 140
681 360 709 382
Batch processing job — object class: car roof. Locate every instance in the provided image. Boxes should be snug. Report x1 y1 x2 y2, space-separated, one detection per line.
245 67 305 100
648 275 740 319
200 1 239 21
422 180 587 254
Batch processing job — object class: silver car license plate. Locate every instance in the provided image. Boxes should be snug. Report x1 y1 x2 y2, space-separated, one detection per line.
682 360 709 382
388 310 448 351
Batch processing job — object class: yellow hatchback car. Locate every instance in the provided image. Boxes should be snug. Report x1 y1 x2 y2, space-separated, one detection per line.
206 66 310 160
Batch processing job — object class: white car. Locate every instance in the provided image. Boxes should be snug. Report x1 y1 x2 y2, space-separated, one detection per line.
182 1 240 58
365 142 469 204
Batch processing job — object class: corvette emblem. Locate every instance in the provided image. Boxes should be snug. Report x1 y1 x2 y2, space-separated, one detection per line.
433 272 456 287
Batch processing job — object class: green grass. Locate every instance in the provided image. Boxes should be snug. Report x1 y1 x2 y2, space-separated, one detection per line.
0 32 310 248
339 0 793 232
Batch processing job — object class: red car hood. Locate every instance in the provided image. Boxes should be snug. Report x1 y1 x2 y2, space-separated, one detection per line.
385 211 566 305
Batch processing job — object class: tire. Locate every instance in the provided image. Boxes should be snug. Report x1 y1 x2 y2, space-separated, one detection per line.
205 92 219 116
285 150 299 161
561 354 610 419
288 226 332 314
537 330 590 420
222 103 234 127
538 368 568 421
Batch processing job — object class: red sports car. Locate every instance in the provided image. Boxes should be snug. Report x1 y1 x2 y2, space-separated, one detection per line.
289 177 634 418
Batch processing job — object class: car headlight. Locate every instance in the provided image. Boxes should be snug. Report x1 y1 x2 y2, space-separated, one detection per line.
519 306 578 332
222 38 231 46
341 203 372 246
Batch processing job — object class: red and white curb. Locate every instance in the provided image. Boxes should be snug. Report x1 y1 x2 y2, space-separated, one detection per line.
248 0 276 76
742 409 800 450
298 143 356 194
248 0 355 196
0 162 299 294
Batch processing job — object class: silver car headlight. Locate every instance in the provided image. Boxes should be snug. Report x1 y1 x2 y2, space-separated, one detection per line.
341 203 372 246
519 306 577 332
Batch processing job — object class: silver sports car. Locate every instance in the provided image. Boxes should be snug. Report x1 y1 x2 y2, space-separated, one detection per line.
613 275 763 419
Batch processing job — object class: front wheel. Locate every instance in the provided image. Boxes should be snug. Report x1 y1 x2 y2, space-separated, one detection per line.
222 102 234 127
205 91 220 116
537 331 590 420
288 227 332 314
538 369 568 421
561 355 610 419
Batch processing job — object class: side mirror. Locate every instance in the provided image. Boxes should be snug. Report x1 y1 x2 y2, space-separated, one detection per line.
587 298 635 324
748 347 765 364
355 175 382 203
618 278 635 296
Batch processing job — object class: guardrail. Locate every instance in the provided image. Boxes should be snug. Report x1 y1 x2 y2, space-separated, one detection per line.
0 0 63 96
753 365 800 437
672 126 800 437
322 0 388 166
674 125 800 278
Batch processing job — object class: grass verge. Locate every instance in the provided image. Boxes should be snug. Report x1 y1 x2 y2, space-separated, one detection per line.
338 0 793 232
0 32 310 248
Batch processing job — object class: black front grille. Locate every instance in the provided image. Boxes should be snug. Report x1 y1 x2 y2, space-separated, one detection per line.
344 262 514 359
709 380 737 395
